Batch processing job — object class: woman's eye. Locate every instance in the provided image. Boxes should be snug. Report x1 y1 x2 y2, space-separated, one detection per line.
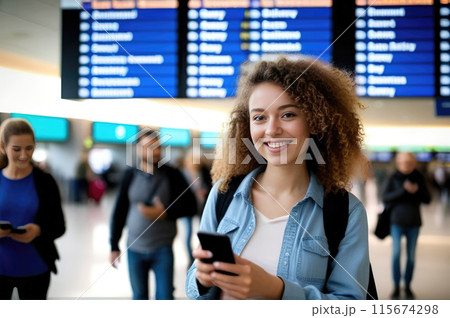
282 112 296 118
253 115 264 121
12 148 20 152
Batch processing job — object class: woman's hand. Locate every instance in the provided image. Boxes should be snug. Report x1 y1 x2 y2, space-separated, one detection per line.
0 228 11 238
210 254 284 300
8 223 41 243
192 245 216 288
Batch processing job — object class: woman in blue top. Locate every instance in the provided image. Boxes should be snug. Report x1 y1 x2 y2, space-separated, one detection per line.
0 118 65 300
186 56 370 300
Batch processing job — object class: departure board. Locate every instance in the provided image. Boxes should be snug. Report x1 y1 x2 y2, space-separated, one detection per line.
184 0 333 98
437 0 450 97
355 0 435 97
62 0 178 98
61 0 450 100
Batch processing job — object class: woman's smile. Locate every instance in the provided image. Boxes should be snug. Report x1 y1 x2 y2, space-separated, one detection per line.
263 139 293 153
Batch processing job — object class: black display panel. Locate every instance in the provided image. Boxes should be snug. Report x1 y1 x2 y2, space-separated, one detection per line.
355 0 435 97
62 0 179 98
184 0 333 98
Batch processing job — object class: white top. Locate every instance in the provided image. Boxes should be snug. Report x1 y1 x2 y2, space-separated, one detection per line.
240 208 289 276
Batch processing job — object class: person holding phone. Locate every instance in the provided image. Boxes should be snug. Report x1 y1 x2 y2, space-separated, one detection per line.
0 118 65 300
185 56 371 300
383 152 430 300
109 129 197 300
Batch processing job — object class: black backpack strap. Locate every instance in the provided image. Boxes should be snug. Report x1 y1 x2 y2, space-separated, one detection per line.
215 175 246 225
197 175 245 300
367 264 378 300
323 190 378 300
323 190 349 283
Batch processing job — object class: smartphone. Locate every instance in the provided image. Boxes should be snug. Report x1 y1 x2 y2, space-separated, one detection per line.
197 231 237 276
0 221 13 230
11 226 27 234
0 222 26 234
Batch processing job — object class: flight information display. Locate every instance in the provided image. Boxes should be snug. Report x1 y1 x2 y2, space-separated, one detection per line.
62 0 178 98
437 0 450 97
184 0 333 98
61 0 450 100
355 0 435 97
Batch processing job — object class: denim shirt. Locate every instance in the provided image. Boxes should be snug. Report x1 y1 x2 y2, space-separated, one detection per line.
185 167 370 300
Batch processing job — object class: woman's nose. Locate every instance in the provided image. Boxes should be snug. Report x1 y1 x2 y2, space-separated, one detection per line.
265 118 282 136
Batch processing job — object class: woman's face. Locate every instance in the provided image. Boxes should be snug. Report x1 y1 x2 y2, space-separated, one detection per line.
249 82 310 167
2 134 35 170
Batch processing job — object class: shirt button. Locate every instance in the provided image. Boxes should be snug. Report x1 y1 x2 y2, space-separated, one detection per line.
284 261 287 266
285 253 289 257
293 212 297 216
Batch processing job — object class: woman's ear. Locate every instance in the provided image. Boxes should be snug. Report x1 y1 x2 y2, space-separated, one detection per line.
0 143 5 155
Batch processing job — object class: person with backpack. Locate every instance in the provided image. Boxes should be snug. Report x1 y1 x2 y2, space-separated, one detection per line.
185 56 374 300
110 129 197 299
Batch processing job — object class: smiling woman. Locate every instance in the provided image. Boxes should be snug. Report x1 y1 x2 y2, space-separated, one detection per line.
213 56 367 194
186 55 372 300
0 118 65 300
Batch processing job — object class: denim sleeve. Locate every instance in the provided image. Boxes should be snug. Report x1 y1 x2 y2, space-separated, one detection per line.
185 182 221 299
281 194 370 300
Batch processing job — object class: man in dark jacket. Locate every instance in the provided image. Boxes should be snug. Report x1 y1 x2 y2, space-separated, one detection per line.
383 152 430 300
109 129 197 299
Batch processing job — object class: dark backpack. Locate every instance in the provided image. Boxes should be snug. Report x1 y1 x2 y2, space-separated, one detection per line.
215 175 378 300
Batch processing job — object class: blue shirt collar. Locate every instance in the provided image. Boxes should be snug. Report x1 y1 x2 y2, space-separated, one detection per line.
234 166 325 208
303 171 324 208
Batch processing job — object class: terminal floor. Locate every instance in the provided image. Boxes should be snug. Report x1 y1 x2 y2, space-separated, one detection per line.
31 179 450 300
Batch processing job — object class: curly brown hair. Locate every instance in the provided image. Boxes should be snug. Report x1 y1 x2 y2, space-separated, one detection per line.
211 56 367 194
